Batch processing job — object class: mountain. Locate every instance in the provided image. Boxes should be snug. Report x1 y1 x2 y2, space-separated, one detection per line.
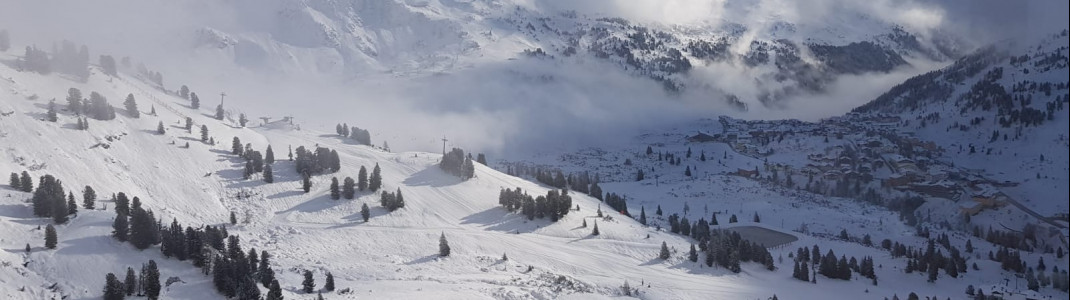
851 29 1069 214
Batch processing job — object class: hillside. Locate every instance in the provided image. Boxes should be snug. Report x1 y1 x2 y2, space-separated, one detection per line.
0 47 975 300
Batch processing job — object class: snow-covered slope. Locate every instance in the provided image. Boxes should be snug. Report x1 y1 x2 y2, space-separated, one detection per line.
852 30 1070 214
0 47 926 300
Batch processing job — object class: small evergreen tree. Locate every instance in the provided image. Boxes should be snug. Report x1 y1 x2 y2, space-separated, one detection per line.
592 221 600 236
639 207 647 225
44 224 58 249
124 94 139 118
215 104 224 120
266 279 283 300
324 272 335 291
190 92 200 109
46 100 58 122
369 163 382 191
124 267 137 296
329 177 341 200
112 212 129 241
302 174 312 193
265 145 275 164
200 125 209 142
263 164 274 183
302 270 315 293
659 241 671 260
729 214 738 223
688 244 698 262
103 273 125 300
439 232 451 257
143 260 161 300
230 211 237 225
239 113 248 127
8 172 18 189
342 177 355 199
156 121 165 134
20 171 33 192
357 166 368 191
753 213 760 223
361 203 370 222
67 192 77 215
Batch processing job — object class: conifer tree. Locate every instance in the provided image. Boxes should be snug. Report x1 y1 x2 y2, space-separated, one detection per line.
361 203 370 222
753 213 760 223
239 113 247 127
688 244 698 262
369 163 382 191
639 207 647 225
215 104 224 120
46 100 58 122
200 125 209 142
230 211 237 225
329 177 341 200
124 94 139 118
185 117 193 132
659 241 671 260
265 145 275 165
45 224 58 249
9 172 18 189
302 174 312 193
190 92 200 109
156 121 165 135
67 192 77 215
342 177 355 199
324 272 335 291
82 185 96 208
357 166 368 191
685 166 691 176
20 171 33 192
266 279 283 300
113 212 129 241
103 273 125 300
302 270 315 293
232 137 243 155
53 191 69 224
143 260 160 300
592 220 600 236
729 214 738 223
439 232 451 257
124 267 137 296
656 205 662 216
251 162 266 182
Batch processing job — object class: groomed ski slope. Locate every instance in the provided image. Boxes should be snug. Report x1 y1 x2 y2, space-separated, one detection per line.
1 51 1064 300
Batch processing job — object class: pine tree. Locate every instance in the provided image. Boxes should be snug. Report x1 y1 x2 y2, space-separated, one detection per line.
113 212 129 241
357 166 368 191
20 171 33 192
124 94 139 118
656 205 663 216
230 211 237 225
688 244 698 262
44 224 58 249
67 192 77 215
52 190 69 224
239 113 248 127
753 213 760 223
659 241 671 259
639 207 647 225
264 164 274 183
324 272 335 291
190 92 200 109
200 125 209 142
215 103 224 120
685 166 691 176
259 250 273 287
437 232 453 257
156 121 165 135
360 203 370 222
342 177 355 199
302 270 315 293
266 279 283 300
265 145 275 164
143 260 161 300
329 177 341 200
729 214 737 223
8 172 18 189
592 221 600 236
302 174 312 193
317 292 324 300
46 100 58 122
369 163 382 191
103 273 125 300
232 137 243 155
124 267 137 296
